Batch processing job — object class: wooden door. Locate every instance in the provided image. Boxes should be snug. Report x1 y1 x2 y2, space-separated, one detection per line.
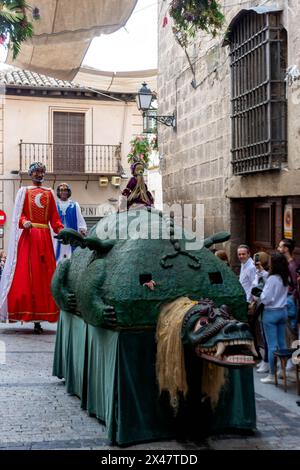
248 198 283 255
53 112 85 172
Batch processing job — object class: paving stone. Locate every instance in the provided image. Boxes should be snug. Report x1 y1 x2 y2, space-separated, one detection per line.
1 321 300 450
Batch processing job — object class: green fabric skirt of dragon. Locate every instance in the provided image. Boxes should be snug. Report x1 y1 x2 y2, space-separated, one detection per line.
53 310 256 446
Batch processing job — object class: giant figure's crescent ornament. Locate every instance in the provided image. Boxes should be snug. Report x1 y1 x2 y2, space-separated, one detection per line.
34 193 44 209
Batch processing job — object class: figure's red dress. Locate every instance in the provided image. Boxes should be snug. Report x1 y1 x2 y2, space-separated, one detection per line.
8 187 64 322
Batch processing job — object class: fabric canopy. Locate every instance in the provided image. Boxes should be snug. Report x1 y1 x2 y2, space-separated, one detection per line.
6 0 138 80
74 66 157 94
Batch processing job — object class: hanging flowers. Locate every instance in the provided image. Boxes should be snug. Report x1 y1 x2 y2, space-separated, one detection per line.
127 135 157 168
169 0 224 40
0 0 40 58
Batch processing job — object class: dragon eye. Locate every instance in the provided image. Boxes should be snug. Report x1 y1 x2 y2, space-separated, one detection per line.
199 317 209 326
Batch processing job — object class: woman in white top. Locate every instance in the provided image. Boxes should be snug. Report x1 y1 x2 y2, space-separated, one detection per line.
259 253 289 384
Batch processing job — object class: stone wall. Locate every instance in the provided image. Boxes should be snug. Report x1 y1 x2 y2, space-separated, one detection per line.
158 0 245 238
158 0 298 251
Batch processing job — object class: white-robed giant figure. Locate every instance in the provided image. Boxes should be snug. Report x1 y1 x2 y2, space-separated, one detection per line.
55 183 87 263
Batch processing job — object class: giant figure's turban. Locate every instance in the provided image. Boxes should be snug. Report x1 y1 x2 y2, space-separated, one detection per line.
28 162 46 176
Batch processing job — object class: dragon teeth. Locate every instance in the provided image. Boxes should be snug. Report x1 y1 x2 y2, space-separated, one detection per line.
225 355 254 363
215 342 226 357
250 341 258 357
226 339 252 346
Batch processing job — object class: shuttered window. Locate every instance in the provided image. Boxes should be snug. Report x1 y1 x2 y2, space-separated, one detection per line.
229 11 287 175
53 112 85 172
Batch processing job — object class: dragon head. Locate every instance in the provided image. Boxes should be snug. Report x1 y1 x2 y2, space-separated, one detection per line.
182 299 257 367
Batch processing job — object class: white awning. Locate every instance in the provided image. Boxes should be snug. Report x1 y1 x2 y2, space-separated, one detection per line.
74 66 157 94
6 0 138 80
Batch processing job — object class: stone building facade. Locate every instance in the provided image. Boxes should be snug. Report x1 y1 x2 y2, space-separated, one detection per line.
158 0 300 265
0 66 159 251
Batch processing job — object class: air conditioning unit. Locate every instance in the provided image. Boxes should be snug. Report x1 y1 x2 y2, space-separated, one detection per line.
99 176 109 187
111 176 121 187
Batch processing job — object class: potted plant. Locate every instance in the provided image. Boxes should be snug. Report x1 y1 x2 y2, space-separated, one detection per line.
127 135 157 168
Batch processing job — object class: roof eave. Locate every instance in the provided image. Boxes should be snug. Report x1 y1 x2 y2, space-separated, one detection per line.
1 84 136 101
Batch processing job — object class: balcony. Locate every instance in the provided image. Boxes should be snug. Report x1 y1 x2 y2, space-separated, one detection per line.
19 141 122 175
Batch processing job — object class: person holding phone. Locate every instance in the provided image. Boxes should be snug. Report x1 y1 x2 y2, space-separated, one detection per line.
259 253 289 384
250 252 270 373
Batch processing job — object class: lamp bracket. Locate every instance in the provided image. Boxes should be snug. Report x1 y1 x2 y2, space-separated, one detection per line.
144 111 176 130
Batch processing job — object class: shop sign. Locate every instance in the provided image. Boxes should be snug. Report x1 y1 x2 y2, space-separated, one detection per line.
284 204 293 238
80 204 116 218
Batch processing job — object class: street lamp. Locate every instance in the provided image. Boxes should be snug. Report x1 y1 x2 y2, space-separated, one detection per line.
136 83 176 129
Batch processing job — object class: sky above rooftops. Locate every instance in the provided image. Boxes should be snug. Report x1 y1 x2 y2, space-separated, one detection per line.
83 0 157 72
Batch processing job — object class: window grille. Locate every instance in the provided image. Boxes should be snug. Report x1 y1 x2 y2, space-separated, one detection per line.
229 11 287 175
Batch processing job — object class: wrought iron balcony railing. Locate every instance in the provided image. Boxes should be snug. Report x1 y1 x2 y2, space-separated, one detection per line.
19 141 122 175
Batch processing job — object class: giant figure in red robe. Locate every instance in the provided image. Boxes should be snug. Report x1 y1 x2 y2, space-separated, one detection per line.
0 162 64 332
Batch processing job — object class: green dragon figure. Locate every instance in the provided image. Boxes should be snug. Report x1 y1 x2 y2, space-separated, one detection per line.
51 208 257 368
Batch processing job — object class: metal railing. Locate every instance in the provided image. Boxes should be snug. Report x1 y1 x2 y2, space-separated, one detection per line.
229 11 287 175
19 141 122 174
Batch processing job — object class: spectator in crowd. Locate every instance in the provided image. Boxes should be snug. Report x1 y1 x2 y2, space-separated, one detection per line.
237 244 256 304
250 252 270 373
278 238 299 379
259 253 289 384
0 249 6 280
277 238 298 331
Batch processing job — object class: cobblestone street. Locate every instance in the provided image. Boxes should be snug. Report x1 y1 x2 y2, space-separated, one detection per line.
0 322 299 450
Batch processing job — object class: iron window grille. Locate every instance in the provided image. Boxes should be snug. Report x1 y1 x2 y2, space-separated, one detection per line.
229 11 287 175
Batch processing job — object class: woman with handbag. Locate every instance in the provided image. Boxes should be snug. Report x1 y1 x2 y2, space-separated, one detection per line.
250 252 269 372
258 253 289 384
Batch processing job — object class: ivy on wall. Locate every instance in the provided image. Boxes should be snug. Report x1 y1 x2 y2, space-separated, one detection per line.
167 1 225 87
169 0 224 41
